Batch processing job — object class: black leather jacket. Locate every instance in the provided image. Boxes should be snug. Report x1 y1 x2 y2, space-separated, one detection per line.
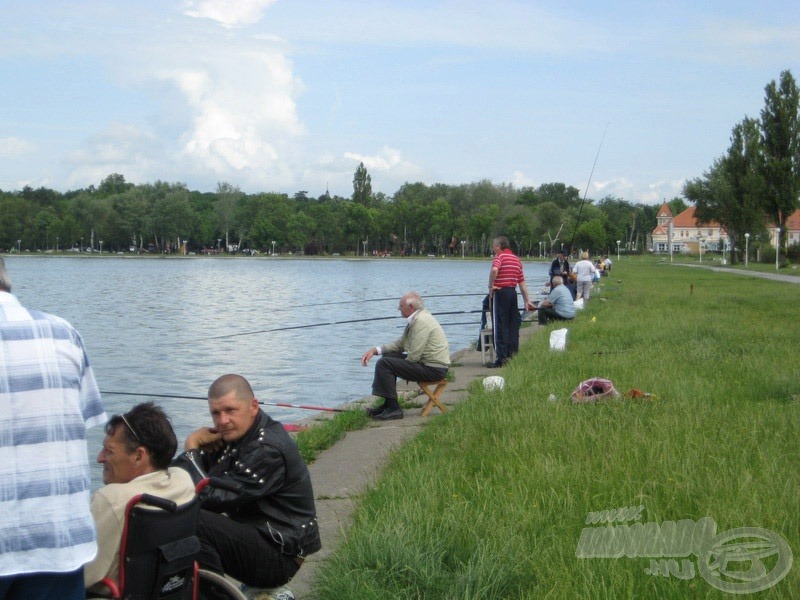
174 410 321 558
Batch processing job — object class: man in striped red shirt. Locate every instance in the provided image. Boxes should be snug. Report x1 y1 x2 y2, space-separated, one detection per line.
488 236 534 368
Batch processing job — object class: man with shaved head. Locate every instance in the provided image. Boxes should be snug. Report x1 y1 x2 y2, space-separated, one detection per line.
174 374 320 595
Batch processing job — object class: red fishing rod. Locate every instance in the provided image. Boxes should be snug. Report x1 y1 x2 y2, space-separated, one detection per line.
100 390 346 413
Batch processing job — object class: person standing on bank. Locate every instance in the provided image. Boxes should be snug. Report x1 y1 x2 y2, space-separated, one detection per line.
0 257 107 600
361 291 450 420
173 374 320 595
488 236 534 368
572 251 597 301
548 249 570 286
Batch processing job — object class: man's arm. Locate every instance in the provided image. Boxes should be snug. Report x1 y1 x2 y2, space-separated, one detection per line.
191 443 288 514
84 492 120 587
518 281 534 310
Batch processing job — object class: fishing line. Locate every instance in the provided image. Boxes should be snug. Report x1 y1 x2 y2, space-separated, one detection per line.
100 390 346 413
197 309 493 342
271 292 489 313
567 122 610 254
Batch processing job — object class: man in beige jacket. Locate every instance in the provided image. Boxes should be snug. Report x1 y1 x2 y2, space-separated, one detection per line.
361 291 450 420
85 403 195 594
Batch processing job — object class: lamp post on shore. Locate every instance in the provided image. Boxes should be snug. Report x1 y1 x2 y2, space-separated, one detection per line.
17 239 21 254
99 240 103 254
744 233 750 268
271 240 276 256
460 239 466 258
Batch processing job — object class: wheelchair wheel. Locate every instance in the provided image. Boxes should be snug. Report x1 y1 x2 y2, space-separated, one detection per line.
196 569 249 600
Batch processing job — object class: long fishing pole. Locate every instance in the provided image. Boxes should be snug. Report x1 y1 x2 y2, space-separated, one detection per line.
272 292 489 313
199 308 493 342
100 390 346 413
198 284 551 342
568 122 610 254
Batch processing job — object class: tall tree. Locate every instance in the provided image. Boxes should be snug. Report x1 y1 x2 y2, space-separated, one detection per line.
215 182 242 250
689 118 766 262
760 70 800 252
352 162 372 206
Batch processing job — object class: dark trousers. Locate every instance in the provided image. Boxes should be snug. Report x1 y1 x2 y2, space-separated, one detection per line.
537 306 572 325
492 287 521 363
197 510 299 590
0 568 84 600
372 352 448 410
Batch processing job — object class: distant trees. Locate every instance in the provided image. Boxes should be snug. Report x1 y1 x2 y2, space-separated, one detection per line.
2 155 666 257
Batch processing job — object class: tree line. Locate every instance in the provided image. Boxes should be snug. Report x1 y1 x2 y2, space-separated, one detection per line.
684 69 800 263
1 173 672 258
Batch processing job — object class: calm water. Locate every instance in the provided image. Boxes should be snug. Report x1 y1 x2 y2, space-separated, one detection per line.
5 255 548 487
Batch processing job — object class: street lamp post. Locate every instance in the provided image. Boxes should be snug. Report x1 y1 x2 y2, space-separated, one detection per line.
99 240 103 254
744 233 750 268
460 240 466 258
775 228 780 271
362 240 368 257
56 236 59 253
17 239 21 254
616 240 621 262
271 240 276 256
698 237 704 263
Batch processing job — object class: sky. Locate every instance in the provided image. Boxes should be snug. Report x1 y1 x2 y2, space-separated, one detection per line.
1 1 799 205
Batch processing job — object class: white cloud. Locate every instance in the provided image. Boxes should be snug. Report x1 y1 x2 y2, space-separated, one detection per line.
182 0 278 28
64 123 160 188
590 177 686 205
0 137 36 159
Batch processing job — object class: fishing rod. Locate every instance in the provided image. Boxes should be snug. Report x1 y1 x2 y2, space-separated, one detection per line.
100 390 346 413
271 292 490 313
199 309 493 342
568 122 610 254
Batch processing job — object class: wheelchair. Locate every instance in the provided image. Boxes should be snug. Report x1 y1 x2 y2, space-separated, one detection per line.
91 478 251 600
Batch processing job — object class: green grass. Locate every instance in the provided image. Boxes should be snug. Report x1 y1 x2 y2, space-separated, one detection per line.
312 259 799 599
294 408 369 463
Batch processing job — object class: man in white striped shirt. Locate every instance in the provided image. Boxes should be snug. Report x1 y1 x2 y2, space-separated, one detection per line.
0 257 107 600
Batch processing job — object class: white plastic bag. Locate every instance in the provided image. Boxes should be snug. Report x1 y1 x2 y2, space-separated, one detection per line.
574 298 585 310
549 328 568 351
483 376 505 392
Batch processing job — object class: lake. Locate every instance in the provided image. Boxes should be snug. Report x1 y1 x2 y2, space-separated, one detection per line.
4 255 549 487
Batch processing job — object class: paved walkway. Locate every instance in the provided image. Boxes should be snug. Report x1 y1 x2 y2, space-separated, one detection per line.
287 324 540 599
670 262 800 283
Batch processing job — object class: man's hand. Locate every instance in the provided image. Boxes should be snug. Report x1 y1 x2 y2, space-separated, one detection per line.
361 347 378 367
185 427 223 452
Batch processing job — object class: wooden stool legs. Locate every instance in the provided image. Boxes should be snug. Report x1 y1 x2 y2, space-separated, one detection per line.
419 380 448 416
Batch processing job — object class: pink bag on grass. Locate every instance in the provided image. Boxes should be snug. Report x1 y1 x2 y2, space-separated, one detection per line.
571 378 621 403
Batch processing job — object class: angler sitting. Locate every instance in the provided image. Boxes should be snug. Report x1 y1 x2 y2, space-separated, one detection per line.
537 276 576 325
360 290 450 420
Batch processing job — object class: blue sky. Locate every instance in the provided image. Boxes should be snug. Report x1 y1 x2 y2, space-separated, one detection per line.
1 1 798 204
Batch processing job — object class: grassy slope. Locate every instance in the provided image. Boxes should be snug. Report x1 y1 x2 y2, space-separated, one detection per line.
313 260 799 599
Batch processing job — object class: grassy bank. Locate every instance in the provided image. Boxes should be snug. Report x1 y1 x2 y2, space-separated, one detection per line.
313 260 799 599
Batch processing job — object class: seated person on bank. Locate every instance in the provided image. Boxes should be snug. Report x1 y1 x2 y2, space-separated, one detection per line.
360 290 450 420
173 374 320 593
537 276 576 325
85 403 196 594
